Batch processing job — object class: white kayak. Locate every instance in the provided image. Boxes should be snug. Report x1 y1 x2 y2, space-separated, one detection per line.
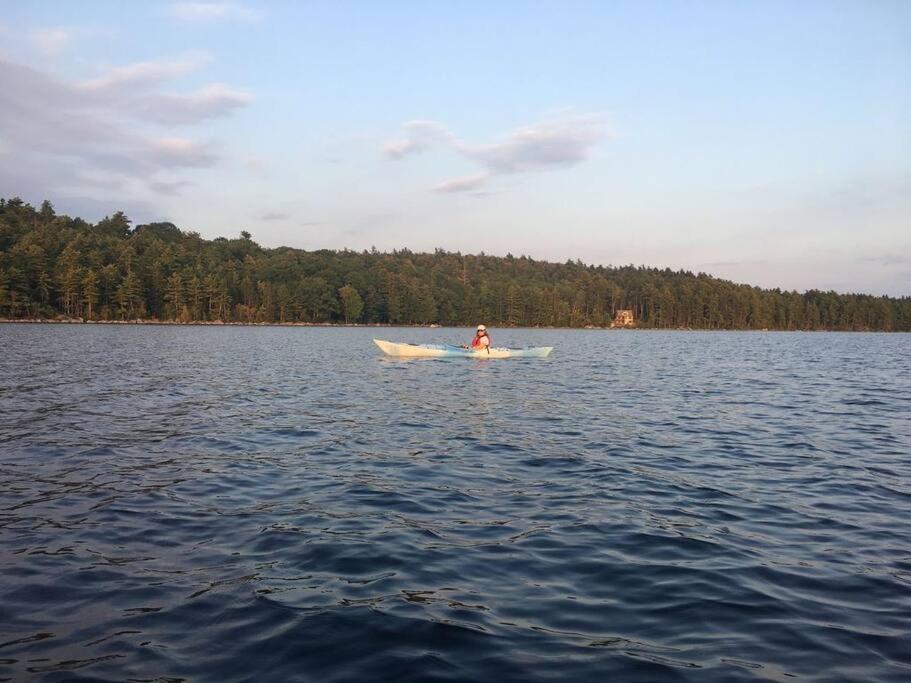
374 339 553 359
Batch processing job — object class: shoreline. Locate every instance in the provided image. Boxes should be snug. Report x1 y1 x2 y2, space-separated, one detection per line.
0 317 623 329
0 318 902 332
0 318 436 329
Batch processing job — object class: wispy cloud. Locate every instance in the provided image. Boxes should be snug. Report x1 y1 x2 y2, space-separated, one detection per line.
432 172 491 194
134 84 253 125
167 2 262 22
385 114 608 192
73 56 252 125
76 54 211 93
384 120 452 160
261 211 290 221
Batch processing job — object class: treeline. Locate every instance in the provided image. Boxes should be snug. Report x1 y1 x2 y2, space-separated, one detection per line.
0 197 908 330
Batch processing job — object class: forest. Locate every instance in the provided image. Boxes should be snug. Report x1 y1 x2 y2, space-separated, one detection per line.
1 197 908 330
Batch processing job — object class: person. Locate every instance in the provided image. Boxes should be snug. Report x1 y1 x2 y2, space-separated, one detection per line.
470 324 491 351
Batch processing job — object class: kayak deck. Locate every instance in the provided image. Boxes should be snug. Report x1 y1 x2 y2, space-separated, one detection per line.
373 339 553 358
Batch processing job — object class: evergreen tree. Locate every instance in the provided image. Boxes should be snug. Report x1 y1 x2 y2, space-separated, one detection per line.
0 196 908 330
164 272 184 320
82 270 99 320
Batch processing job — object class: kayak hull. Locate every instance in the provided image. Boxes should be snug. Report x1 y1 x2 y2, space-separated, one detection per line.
373 339 553 359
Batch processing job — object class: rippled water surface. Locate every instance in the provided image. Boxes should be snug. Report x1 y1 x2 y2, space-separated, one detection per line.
1 325 910 682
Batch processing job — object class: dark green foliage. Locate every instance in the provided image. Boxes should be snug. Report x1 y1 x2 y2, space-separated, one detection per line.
0 197 908 329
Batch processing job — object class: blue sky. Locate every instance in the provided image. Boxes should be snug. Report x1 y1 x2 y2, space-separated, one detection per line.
1 1 909 295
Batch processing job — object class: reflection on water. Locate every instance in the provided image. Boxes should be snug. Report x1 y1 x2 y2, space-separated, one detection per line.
1 325 910 682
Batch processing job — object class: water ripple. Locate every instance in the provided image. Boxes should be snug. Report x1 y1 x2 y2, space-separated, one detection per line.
1 325 910 681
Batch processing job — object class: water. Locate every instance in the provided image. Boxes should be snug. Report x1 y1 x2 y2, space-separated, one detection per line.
1 325 909 682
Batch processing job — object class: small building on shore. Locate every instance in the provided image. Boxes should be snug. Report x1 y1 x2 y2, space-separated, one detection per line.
610 309 635 328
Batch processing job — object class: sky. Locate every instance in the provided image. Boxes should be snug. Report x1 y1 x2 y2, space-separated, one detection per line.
1 1 909 295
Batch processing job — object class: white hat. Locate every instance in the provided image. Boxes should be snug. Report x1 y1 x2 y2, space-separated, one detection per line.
477 324 486 331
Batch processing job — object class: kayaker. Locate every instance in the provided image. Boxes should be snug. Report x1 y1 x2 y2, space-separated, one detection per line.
471 324 491 351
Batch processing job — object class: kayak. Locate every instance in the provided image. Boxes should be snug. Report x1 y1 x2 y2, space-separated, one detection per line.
374 339 553 358
373 339 553 359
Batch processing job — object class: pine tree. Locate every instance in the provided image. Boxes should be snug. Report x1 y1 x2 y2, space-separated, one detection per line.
82 270 99 320
164 272 184 320
0 195 908 330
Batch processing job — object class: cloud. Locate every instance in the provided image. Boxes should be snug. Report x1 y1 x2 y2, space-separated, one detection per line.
385 114 607 193
74 55 251 126
148 138 217 167
459 116 606 174
432 172 491 193
261 212 290 221
133 84 253 125
150 179 194 195
1 60 148 173
861 254 911 266
384 120 452 160
29 27 78 55
76 53 211 94
167 2 262 22
0 56 247 210
244 156 268 172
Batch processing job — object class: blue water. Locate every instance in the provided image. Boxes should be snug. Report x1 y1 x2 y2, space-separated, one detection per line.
1 325 909 682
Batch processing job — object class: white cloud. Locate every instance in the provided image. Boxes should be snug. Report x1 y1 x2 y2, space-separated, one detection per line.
385 114 608 193
384 120 452 159
77 54 211 93
134 84 253 124
167 2 262 22
0 54 248 133
433 173 491 193
74 57 252 125
29 27 76 56
459 116 606 174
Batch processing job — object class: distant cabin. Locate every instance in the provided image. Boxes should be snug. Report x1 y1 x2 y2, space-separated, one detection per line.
610 309 635 328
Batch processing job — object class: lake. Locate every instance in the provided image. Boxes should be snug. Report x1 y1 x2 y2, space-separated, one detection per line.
1 325 909 681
